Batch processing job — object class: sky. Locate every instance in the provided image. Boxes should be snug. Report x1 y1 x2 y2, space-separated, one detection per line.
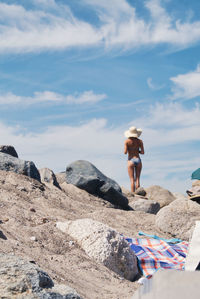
0 0 200 194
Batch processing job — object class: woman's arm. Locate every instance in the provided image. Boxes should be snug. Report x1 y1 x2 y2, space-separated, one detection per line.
124 140 128 154
139 140 144 154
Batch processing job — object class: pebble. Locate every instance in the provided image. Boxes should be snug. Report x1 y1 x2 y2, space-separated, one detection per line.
30 236 37 241
69 240 75 246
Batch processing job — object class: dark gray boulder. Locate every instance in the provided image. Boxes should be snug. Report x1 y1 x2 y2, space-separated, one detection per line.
0 152 41 182
66 160 128 209
0 145 18 157
0 254 83 298
129 197 160 214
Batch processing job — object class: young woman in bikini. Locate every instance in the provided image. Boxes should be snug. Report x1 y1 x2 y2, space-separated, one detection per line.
124 126 144 193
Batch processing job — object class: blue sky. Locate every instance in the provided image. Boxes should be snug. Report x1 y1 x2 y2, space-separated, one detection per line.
0 0 200 193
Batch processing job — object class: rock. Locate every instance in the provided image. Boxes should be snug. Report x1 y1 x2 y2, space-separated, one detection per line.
30 236 37 241
61 182 115 208
57 218 138 281
155 199 200 240
172 192 188 200
66 160 129 209
192 180 200 187
186 186 200 197
135 187 146 196
46 284 83 298
145 185 176 208
121 186 135 198
0 253 53 296
130 198 160 214
39 168 60 189
55 172 66 185
0 254 82 298
0 152 41 182
0 145 18 158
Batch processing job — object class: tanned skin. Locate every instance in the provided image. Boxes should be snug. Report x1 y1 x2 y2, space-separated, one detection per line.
124 137 144 192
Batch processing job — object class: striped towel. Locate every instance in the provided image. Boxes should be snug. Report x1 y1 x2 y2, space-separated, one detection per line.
126 236 189 278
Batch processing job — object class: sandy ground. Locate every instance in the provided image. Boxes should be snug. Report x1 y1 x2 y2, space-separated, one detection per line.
0 170 170 299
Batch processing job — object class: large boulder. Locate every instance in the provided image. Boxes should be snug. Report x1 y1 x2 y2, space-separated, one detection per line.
0 145 18 158
172 192 188 200
66 160 128 209
129 197 160 214
57 218 138 281
39 167 60 189
192 180 200 187
155 199 200 240
145 185 176 208
0 152 41 182
0 254 82 298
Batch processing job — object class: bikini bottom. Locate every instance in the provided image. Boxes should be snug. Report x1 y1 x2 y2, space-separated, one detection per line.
128 157 141 165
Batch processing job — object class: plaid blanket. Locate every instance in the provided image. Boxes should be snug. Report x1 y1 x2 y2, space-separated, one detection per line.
126 236 189 278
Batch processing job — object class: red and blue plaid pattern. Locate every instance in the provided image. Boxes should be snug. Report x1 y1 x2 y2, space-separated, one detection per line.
126 237 189 278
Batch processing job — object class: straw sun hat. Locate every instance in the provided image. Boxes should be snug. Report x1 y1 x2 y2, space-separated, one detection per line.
124 126 142 138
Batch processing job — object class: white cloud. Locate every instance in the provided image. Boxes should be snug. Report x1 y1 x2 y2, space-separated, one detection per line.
0 0 200 53
131 102 200 147
0 90 106 106
0 101 199 193
170 64 200 100
147 77 165 90
66 90 107 104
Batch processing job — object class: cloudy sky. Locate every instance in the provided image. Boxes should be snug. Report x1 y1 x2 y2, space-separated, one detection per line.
0 0 200 193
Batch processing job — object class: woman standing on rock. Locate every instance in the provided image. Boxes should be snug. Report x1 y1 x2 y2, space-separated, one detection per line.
124 126 144 193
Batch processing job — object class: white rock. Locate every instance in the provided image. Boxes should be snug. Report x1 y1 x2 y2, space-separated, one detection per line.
155 199 200 240
57 218 138 281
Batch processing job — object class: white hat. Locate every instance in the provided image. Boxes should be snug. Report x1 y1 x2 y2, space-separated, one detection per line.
124 126 142 138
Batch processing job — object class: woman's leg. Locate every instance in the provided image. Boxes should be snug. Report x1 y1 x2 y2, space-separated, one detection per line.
127 161 135 192
135 161 142 190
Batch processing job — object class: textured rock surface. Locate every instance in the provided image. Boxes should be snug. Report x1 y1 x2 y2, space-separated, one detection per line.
155 199 200 240
66 160 128 209
55 172 66 185
39 168 60 189
0 169 169 299
130 198 160 214
0 145 18 158
145 185 176 208
172 192 188 200
57 218 138 281
0 254 82 298
192 180 200 187
0 152 41 182
121 186 135 199
60 182 115 208
135 187 146 197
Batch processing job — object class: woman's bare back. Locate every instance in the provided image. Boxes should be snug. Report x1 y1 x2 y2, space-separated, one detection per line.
124 137 144 159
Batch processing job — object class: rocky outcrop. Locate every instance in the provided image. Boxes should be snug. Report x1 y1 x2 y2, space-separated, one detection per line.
0 145 18 158
39 167 60 189
192 180 200 187
121 186 135 198
57 218 138 281
155 199 200 240
0 254 82 298
0 152 41 182
130 197 160 214
172 192 187 200
66 160 129 209
135 187 146 197
55 171 66 185
145 185 175 208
